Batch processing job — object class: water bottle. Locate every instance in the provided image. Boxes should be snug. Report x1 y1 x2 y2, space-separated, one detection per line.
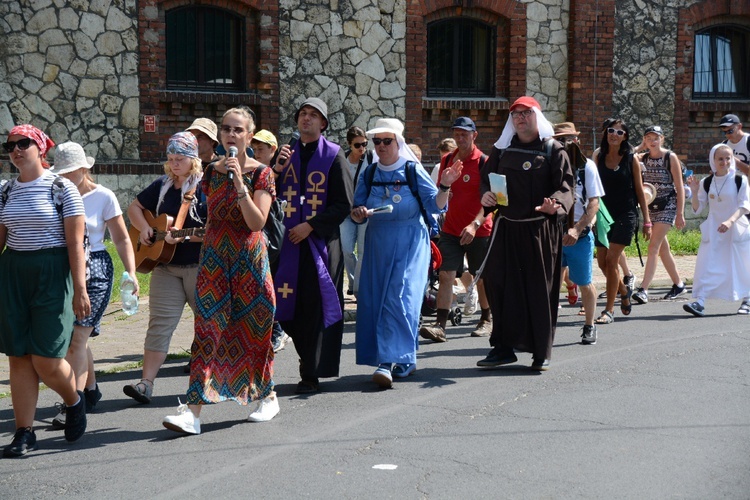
120 271 138 316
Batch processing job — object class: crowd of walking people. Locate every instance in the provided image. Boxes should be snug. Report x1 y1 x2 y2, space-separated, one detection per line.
1 95 748 455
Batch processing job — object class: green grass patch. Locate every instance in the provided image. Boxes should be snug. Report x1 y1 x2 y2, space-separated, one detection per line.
105 240 150 302
622 228 700 258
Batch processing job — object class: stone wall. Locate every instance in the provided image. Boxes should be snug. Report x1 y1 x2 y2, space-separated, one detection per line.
278 0 407 145
0 0 140 161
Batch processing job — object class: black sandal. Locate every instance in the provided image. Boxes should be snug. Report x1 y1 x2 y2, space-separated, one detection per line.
594 310 614 324
621 289 632 316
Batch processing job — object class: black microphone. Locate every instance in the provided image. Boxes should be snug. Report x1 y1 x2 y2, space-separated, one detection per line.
288 131 300 150
227 146 238 181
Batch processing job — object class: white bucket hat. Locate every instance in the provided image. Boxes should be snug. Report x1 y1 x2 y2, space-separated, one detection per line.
51 142 95 175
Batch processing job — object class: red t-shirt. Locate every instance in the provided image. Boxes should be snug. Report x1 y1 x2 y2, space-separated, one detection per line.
438 146 492 237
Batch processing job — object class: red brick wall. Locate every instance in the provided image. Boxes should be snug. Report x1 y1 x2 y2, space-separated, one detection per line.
675 0 750 169
406 0 527 165
138 0 279 165
565 0 616 155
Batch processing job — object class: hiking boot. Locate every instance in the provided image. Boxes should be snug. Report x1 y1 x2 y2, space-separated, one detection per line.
683 301 705 317
65 390 87 442
632 287 649 304
247 392 280 422
581 324 597 345
163 399 200 435
476 347 517 367
470 319 492 337
3 428 37 458
84 384 102 413
123 380 153 404
664 283 687 300
419 322 447 342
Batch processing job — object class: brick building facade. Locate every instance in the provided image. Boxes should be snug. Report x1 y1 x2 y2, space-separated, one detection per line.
1 0 748 189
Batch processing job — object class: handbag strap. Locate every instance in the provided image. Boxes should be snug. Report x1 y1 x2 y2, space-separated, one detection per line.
172 187 197 230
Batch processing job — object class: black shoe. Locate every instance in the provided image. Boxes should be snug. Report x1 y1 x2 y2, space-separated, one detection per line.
581 324 597 345
476 347 517 367
531 358 551 371
295 379 320 394
683 301 705 317
84 384 102 413
64 391 87 442
664 283 687 300
3 428 37 458
183 359 191 374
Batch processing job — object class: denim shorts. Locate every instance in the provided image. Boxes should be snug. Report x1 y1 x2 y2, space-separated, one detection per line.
562 231 594 286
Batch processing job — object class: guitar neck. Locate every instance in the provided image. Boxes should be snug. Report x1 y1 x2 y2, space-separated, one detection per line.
155 227 202 241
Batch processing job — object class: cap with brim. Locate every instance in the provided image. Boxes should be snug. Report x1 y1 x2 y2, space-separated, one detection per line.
452 117 476 132
51 141 95 175
552 122 580 137
252 129 278 148
509 96 541 112
186 118 218 144
642 182 657 205
718 114 740 127
294 97 329 131
644 125 664 136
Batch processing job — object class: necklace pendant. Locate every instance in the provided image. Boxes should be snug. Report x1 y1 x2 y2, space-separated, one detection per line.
385 186 390 198
718 196 722 202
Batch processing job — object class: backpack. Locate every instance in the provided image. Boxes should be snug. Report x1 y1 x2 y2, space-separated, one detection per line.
362 160 440 237
497 137 555 163
0 176 91 280
251 166 285 264
702 173 750 220
203 163 285 264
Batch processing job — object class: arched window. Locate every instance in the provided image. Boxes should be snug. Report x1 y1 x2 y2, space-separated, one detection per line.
166 6 245 91
693 25 750 99
427 18 495 97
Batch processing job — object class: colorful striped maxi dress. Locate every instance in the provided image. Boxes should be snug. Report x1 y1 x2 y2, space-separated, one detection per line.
186 166 276 405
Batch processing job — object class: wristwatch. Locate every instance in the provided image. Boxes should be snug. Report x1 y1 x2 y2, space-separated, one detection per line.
472 220 481 228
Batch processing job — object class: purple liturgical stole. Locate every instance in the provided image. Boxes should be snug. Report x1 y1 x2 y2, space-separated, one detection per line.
274 137 342 327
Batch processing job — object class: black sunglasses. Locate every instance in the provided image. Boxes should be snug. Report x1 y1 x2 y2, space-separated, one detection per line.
607 128 626 136
372 138 394 146
2 138 33 153
723 127 736 135
352 141 368 149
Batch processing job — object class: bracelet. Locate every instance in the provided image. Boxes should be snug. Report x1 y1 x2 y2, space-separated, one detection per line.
643 222 653 228
439 183 451 192
237 190 248 200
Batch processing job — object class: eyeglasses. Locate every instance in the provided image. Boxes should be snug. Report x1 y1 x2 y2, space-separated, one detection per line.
352 141 368 149
220 126 245 135
372 138 394 146
2 138 33 153
510 109 534 119
607 128 626 136
723 127 736 135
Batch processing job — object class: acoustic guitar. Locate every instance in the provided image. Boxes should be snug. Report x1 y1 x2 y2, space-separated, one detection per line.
129 210 205 273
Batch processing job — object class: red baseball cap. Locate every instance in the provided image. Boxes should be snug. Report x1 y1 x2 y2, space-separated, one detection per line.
509 96 541 112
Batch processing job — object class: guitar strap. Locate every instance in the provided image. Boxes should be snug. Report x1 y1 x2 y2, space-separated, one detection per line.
172 187 197 230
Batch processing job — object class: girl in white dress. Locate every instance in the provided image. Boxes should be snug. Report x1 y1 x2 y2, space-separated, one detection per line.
684 144 750 316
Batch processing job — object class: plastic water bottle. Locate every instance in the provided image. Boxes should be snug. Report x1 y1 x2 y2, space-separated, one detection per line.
120 271 138 316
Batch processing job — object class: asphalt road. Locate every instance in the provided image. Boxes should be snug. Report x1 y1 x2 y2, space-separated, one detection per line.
1 292 748 499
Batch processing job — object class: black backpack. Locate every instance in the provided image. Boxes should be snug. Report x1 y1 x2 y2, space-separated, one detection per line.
204 164 285 264
1 175 91 279
702 173 750 220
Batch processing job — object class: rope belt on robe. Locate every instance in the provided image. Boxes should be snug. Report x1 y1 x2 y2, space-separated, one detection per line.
274 138 343 327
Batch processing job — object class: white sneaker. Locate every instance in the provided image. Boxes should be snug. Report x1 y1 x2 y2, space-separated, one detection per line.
162 399 201 434
247 392 280 422
463 284 479 315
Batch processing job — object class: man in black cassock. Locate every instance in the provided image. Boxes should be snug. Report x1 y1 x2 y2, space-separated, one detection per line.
273 97 353 393
477 96 574 371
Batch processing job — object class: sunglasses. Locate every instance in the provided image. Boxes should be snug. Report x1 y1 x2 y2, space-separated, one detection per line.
723 127 735 135
510 109 534 119
2 138 33 153
220 126 245 135
607 128 626 136
352 141 368 149
372 138 394 146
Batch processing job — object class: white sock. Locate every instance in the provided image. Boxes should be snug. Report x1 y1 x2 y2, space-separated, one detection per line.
67 394 81 408
677 281 685 288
